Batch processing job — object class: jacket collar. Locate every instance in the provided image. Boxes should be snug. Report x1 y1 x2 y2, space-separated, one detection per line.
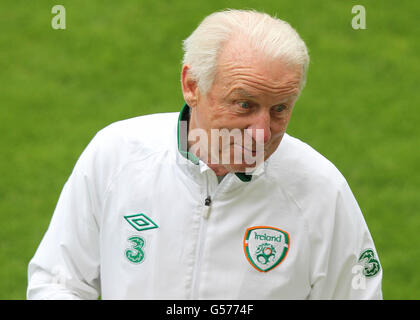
177 103 253 182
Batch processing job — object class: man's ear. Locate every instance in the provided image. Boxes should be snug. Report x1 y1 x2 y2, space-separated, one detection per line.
181 65 199 108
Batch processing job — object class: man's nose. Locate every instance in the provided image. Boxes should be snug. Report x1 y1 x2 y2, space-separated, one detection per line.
246 110 272 144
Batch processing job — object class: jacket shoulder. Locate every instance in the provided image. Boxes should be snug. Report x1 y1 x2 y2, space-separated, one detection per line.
72 112 179 184
97 112 178 149
269 133 346 190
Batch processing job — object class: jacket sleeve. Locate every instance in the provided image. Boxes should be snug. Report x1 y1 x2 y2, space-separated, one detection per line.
27 133 105 300
308 179 383 300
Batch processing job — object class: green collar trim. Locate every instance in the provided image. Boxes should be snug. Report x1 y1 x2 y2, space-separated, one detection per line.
177 104 200 165
236 171 253 182
177 103 252 182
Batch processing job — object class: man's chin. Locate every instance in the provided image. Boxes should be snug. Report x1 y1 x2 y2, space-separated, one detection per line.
207 149 269 175
207 162 258 176
222 162 262 174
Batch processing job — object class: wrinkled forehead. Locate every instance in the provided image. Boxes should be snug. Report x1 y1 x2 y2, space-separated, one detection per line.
213 36 303 95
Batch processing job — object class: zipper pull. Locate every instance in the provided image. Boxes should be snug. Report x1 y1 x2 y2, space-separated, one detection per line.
202 196 212 219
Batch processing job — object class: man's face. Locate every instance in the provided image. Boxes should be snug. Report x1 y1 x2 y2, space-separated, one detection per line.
185 37 302 176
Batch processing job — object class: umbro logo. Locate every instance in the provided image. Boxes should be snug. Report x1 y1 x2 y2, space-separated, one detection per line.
124 213 159 232
123 213 158 265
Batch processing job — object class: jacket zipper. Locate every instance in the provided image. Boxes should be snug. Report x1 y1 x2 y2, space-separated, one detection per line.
202 196 212 219
190 174 214 299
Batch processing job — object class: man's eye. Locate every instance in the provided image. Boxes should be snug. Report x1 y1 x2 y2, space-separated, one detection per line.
273 105 286 112
239 102 251 109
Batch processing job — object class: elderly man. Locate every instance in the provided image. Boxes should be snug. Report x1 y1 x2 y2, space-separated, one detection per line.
27 9 382 299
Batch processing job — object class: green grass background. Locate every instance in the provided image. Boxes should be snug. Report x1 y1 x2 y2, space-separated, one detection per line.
0 0 419 299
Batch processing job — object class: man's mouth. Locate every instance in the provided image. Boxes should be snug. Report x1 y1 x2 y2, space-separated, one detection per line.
233 143 265 157
241 145 257 155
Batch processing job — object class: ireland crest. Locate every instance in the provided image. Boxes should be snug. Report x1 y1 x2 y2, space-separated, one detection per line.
243 226 290 272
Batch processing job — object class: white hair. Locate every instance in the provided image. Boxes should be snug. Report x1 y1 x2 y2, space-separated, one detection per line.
182 9 310 93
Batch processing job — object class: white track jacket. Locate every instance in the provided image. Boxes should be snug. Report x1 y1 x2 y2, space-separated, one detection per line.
27 105 383 299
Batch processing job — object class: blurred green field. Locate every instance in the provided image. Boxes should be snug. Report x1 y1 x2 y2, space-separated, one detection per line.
0 0 419 299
